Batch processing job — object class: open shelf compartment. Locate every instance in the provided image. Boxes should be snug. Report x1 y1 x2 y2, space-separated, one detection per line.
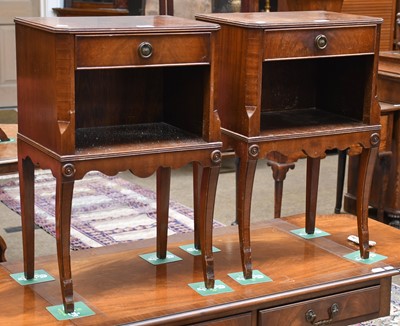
260 55 375 137
74 65 210 154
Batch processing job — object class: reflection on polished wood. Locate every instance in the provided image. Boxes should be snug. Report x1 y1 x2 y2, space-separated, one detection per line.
0 124 17 174
1 214 399 325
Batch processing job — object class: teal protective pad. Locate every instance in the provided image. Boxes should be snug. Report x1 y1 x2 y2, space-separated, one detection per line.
228 270 272 285
139 251 182 265
291 228 330 239
46 301 95 320
10 269 55 285
0 138 16 144
179 244 221 256
189 280 234 296
343 251 388 264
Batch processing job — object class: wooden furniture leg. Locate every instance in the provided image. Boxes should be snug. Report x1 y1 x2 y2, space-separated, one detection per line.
156 166 171 259
159 0 174 15
335 150 347 214
0 128 10 142
55 174 75 313
236 146 258 279
305 157 321 234
193 162 202 250
0 236 6 262
266 160 295 219
19 155 35 280
376 152 392 222
357 138 379 259
241 0 259 12
198 164 220 288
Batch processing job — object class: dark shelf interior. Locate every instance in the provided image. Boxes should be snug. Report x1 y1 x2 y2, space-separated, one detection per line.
260 55 374 133
74 65 209 152
260 108 370 138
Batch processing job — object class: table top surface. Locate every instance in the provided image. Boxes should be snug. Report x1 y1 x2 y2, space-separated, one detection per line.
196 11 383 28
1 214 399 325
14 15 220 33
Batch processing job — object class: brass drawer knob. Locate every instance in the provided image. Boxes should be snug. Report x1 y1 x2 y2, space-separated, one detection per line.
138 42 153 58
305 303 339 325
315 34 328 50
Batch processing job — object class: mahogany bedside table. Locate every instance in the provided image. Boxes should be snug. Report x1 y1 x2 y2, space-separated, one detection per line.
196 11 382 279
15 16 222 313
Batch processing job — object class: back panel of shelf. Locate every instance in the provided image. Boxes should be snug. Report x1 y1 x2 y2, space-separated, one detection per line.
74 65 209 151
260 55 375 134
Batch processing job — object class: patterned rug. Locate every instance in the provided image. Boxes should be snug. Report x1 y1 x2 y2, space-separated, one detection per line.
0 171 223 250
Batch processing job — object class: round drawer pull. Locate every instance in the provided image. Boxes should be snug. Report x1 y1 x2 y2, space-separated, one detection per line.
305 303 339 325
315 34 328 50
138 42 153 59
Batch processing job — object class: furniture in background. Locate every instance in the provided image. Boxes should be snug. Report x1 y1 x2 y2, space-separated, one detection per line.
53 0 132 16
271 0 397 218
0 237 5 262
333 1 400 226
15 15 222 313
53 0 259 18
340 52 400 228
54 0 261 17
341 0 398 51
0 123 18 262
278 0 397 51
197 11 382 280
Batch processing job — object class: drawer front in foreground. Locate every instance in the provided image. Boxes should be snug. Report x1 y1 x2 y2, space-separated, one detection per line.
259 286 381 325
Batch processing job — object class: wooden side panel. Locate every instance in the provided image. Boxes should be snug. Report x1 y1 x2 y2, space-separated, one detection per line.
15 25 75 154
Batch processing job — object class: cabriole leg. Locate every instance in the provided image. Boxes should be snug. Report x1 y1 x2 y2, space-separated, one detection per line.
55 164 75 313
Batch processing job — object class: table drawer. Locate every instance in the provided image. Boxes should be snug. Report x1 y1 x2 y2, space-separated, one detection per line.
76 33 211 68
259 285 381 325
264 26 376 60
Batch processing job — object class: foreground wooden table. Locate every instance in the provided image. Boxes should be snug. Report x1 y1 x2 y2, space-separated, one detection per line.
1 214 399 325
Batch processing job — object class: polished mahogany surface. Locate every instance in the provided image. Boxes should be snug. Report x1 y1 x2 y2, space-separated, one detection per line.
0 124 17 173
14 15 219 33
1 214 399 325
196 11 382 286
15 15 222 314
196 11 382 28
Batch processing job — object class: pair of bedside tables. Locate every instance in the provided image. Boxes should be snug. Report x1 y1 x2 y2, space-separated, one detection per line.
15 11 382 313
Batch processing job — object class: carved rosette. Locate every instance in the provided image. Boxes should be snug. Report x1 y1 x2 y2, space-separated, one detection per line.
370 133 380 147
62 163 76 178
211 150 222 165
248 144 259 159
